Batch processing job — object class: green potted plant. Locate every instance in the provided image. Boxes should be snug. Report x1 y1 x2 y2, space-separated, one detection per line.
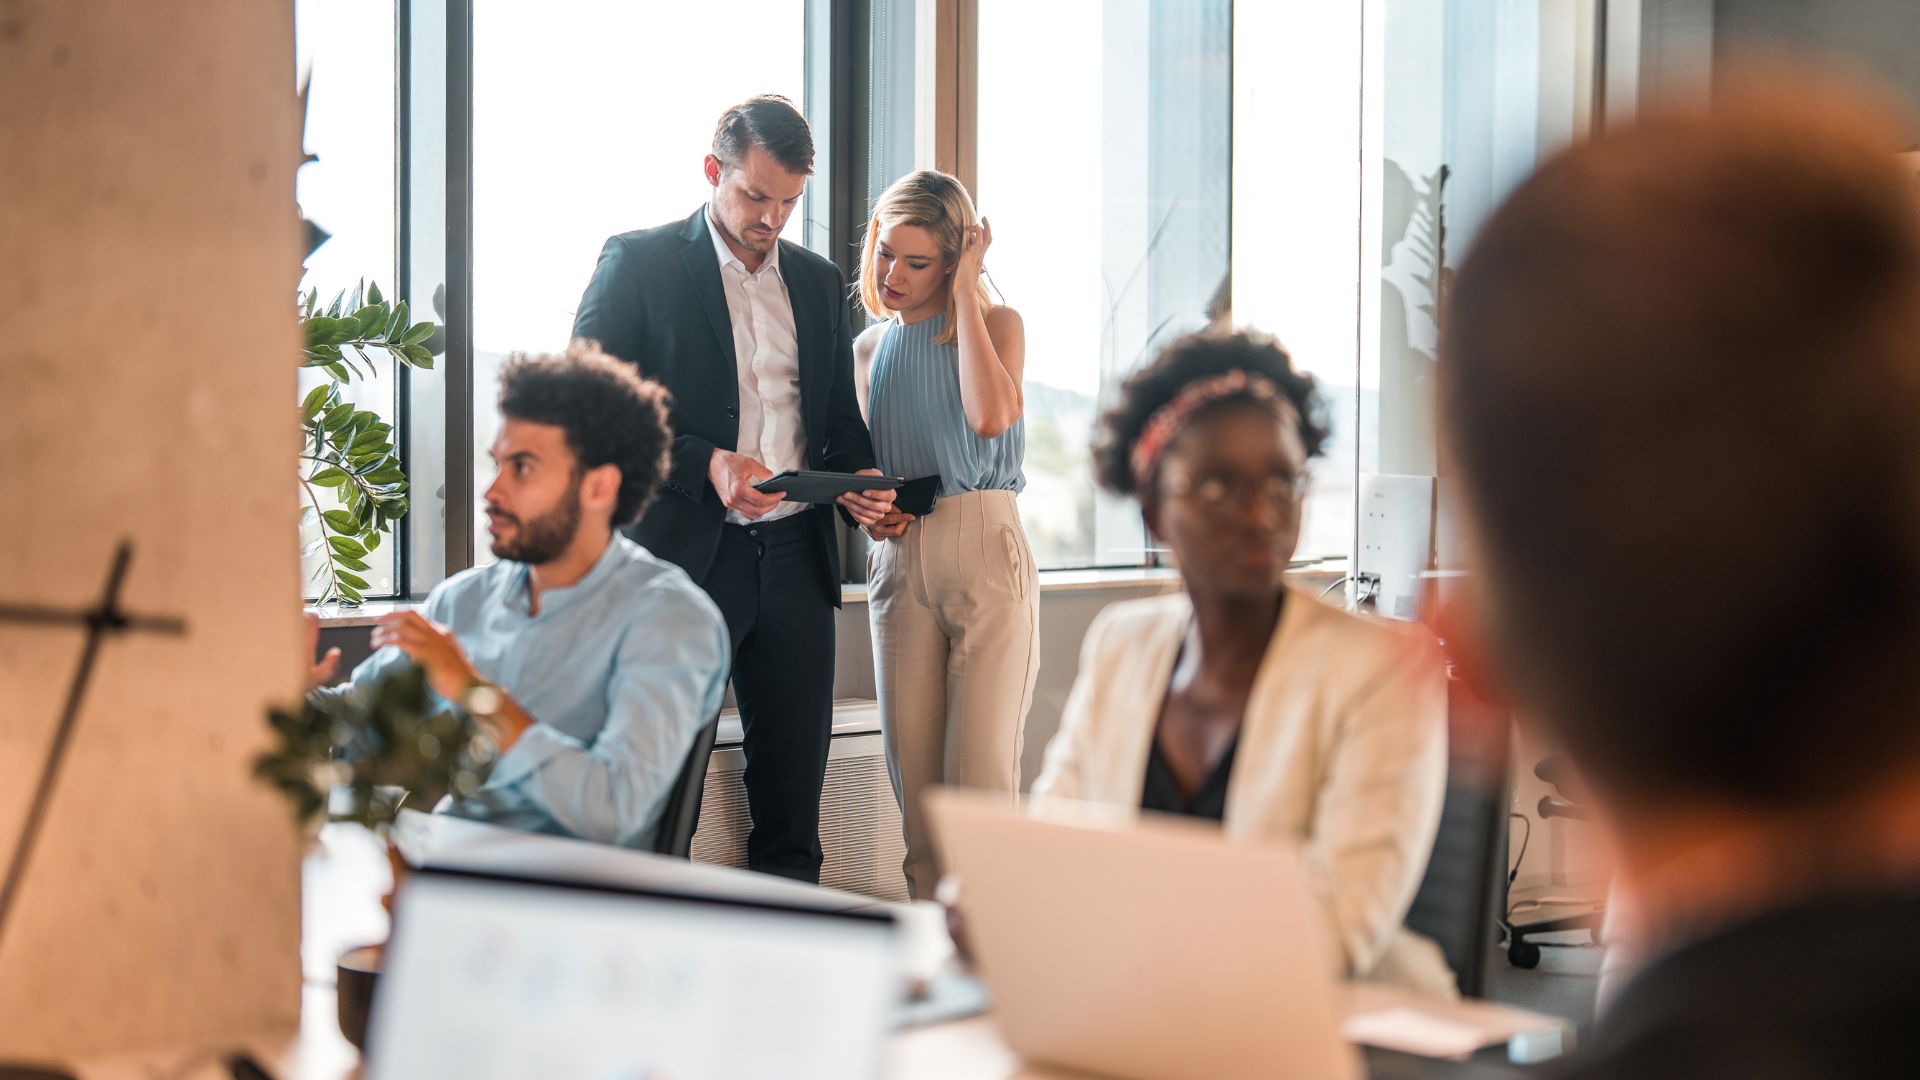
256 661 496 1047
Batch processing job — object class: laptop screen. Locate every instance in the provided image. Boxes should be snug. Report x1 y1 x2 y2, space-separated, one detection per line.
366 869 898 1080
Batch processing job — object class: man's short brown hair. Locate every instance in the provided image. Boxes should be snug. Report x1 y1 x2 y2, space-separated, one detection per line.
1443 70 1920 810
712 94 814 176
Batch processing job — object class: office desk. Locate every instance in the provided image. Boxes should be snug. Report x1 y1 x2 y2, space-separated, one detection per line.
79 821 1555 1079
887 1004 1543 1079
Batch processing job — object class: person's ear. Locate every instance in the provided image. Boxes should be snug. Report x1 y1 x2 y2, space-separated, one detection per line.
1423 573 1513 709
1140 491 1164 547
703 155 723 188
583 463 622 515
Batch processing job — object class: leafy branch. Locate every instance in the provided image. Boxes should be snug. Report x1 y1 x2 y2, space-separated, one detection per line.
301 278 439 379
297 279 443 605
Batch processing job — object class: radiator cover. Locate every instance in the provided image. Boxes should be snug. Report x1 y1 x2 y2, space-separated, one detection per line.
691 702 909 901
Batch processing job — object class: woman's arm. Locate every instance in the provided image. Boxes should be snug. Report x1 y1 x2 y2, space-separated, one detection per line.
950 220 1025 439
1302 633 1449 978
853 321 884 424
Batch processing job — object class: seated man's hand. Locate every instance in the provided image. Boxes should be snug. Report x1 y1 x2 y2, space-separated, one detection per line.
372 611 481 704
305 610 341 689
837 468 897 527
709 448 787 520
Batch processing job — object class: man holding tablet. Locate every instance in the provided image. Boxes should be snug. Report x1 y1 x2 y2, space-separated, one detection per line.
572 94 894 883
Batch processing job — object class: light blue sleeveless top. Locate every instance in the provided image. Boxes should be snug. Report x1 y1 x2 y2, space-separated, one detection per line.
868 312 1025 496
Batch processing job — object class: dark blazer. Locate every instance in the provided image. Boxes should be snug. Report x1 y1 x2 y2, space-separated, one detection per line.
572 208 877 602
1550 892 1920 1079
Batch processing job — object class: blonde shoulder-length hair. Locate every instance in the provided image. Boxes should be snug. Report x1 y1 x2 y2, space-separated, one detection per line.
857 169 993 347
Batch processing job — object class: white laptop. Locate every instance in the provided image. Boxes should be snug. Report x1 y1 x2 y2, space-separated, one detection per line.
365 867 899 1080
925 788 1363 1080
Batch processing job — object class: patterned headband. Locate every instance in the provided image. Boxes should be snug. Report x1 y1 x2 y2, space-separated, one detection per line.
1129 369 1286 486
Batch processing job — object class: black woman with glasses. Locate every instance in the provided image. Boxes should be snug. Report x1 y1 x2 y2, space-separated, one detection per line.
1029 330 1455 995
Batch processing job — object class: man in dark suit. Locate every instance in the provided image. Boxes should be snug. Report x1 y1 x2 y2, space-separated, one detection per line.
1443 70 1920 1077
572 94 894 883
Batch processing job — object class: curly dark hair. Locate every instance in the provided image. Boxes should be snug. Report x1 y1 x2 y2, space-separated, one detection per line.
713 94 814 176
1091 330 1329 496
497 342 672 527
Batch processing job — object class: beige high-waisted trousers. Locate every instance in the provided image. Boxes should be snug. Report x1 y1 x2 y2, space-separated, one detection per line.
868 489 1040 897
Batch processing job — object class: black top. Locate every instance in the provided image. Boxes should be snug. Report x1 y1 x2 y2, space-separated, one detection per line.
571 209 877 599
1550 890 1920 1079
1140 731 1240 821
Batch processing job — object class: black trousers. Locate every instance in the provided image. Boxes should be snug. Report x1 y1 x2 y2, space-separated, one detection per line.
700 514 837 883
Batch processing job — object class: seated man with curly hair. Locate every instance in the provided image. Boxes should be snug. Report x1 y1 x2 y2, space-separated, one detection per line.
307 341 729 850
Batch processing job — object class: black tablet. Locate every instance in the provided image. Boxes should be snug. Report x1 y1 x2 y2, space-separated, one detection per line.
751 470 904 504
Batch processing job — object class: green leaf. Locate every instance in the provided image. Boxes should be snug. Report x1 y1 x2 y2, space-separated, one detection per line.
365 466 406 485
336 570 370 591
303 317 342 347
352 304 388 337
321 403 354 429
329 535 367 558
327 289 346 318
401 321 435 346
337 583 365 605
390 301 409 341
301 384 330 420
322 509 357 532
402 343 434 369
325 361 351 382
366 281 383 306
310 466 350 487
365 531 382 552
335 554 371 572
349 429 389 453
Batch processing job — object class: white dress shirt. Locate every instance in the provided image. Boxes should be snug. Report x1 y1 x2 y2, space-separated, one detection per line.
707 207 806 524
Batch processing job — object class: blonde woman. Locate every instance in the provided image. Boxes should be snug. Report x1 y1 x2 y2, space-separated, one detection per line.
852 170 1035 898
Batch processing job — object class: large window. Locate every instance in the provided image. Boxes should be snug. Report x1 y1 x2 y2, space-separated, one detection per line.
296 0 400 598
308 0 1600 603
468 0 809 568
976 0 1232 571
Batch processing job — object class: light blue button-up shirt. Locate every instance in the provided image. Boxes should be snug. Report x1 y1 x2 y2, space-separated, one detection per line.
331 535 729 850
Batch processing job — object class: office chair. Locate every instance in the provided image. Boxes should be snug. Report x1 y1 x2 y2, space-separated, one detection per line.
651 711 721 858
1404 674 1511 997
1502 753 1607 968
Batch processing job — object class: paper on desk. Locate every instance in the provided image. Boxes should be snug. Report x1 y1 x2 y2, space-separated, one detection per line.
1339 986 1569 1061
1341 1006 1488 1060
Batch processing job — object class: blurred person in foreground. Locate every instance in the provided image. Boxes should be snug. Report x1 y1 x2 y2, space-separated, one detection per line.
1442 69 1920 1076
1028 331 1454 995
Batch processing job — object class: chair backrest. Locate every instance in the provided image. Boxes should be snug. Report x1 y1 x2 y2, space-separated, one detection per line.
1404 676 1511 997
651 711 721 858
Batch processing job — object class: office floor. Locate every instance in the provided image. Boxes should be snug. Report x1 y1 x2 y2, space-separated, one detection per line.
1482 931 1603 1029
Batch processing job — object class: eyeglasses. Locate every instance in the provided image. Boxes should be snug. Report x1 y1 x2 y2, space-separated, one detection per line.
1164 471 1309 508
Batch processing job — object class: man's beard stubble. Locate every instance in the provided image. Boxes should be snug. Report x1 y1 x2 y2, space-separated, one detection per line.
489 480 582 565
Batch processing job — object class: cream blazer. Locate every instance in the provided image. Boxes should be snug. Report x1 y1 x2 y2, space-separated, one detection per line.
1031 586 1455 996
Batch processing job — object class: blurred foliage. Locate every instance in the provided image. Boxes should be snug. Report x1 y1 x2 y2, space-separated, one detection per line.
256 661 495 830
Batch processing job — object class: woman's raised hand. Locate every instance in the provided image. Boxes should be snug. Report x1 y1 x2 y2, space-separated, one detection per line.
952 217 992 293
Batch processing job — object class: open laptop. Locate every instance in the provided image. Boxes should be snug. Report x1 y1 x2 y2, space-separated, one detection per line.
925 788 1363 1080
365 867 898 1080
